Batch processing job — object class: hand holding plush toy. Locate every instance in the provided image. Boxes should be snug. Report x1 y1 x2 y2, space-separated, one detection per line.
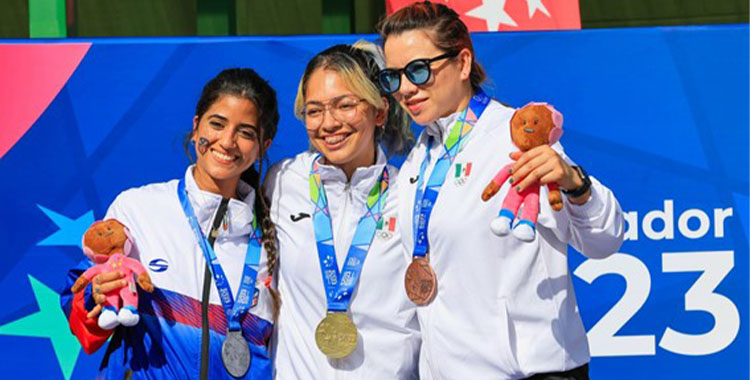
70 219 154 330
481 102 564 242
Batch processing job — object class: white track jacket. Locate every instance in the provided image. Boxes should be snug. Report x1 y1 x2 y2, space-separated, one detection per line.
397 100 625 379
267 148 420 380
63 167 275 379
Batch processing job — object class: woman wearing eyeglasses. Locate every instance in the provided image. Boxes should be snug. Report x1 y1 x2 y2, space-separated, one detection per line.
265 41 420 379
377 2 625 380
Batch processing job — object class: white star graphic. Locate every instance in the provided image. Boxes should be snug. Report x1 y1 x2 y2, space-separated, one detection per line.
465 0 517 31
526 0 551 18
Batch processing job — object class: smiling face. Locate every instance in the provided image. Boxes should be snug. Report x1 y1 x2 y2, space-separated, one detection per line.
303 68 385 176
383 29 472 125
510 104 555 151
192 94 264 193
83 219 129 257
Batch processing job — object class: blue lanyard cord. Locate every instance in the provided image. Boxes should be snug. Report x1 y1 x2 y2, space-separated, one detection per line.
178 179 262 331
412 90 491 257
310 157 390 312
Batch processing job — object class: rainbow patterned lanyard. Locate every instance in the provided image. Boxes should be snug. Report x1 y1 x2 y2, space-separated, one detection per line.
309 157 389 312
412 90 491 257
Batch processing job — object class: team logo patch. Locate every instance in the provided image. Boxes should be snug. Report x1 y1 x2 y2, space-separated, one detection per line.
376 216 397 240
454 162 472 186
148 258 169 272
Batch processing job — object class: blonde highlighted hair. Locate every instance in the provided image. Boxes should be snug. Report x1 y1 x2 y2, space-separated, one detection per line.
294 40 414 156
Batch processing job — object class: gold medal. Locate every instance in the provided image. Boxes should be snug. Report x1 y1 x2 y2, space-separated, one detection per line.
314 312 358 359
404 256 437 305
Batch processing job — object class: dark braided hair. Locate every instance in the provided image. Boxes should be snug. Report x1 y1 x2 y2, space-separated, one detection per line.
378 1 487 91
185 68 282 318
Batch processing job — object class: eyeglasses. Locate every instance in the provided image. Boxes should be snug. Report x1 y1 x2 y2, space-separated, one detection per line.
377 50 459 94
302 95 366 129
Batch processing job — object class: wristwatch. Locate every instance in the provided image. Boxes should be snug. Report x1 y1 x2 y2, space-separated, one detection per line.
562 165 591 198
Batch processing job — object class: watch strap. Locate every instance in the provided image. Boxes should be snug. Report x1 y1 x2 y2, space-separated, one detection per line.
562 165 591 198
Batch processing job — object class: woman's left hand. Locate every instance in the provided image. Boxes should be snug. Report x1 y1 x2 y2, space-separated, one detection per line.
509 145 590 205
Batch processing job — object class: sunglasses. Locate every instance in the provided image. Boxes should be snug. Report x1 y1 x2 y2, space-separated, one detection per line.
377 50 459 94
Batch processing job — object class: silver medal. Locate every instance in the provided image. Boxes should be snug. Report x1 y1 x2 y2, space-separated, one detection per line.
221 330 251 378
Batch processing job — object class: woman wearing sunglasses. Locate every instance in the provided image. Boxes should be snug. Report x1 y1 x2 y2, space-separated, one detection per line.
265 41 420 379
378 2 624 380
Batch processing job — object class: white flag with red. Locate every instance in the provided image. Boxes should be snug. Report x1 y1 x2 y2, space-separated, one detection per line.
386 0 581 31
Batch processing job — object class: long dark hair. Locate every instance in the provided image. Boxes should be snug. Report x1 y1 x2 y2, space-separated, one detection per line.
378 1 487 91
185 68 281 318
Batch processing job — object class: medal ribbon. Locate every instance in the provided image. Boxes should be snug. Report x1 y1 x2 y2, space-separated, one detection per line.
178 179 262 332
310 157 389 312
412 90 491 258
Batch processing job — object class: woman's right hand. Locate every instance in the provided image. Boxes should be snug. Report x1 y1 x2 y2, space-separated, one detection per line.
87 271 127 319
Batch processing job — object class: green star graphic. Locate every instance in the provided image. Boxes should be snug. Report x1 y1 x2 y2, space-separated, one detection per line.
0 275 81 380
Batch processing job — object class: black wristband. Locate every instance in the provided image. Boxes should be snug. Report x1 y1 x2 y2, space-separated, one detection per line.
562 165 591 198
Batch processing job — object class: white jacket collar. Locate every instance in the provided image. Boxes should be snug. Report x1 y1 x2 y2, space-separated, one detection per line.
314 146 388 199
425 109 462 144
184 166 255 237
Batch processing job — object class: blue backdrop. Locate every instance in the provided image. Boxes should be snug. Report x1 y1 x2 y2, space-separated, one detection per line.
0 24 747 379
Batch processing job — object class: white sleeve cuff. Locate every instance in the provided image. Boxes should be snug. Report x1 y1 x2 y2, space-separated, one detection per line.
563 176 606 221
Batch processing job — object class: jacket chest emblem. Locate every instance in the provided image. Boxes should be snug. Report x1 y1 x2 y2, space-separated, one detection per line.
376 216 397 240
148 258 169 273
454 162 472 186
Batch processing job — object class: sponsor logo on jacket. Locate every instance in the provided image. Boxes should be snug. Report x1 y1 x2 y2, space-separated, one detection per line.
148 258 169 272
290 212 311 222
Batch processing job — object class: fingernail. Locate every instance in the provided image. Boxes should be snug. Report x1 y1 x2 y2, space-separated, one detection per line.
508 168 513 174
516 186 521 192
509 177 514 184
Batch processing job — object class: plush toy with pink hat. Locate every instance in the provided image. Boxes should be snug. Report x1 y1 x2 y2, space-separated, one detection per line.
481 102 564 242
70 219 153 329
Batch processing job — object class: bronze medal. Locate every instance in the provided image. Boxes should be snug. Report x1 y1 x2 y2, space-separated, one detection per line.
404 256 437 305
314 312 358 359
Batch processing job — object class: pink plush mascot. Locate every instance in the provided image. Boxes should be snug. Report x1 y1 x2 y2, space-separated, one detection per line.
70 219 154 329
481 102 564 242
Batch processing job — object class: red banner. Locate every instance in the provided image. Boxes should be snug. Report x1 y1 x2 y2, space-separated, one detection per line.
386 0 581 31
0 43 90 159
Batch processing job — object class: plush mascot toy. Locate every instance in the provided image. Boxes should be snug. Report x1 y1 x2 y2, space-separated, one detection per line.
481 102 564 242
70 219 154 329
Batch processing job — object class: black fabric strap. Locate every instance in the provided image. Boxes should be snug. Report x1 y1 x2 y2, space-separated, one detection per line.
200 198 230 380
524 364 589 380
562 165 591 198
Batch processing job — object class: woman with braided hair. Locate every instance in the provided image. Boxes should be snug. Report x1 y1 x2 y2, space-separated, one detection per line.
265 41 420 379
61 68 281 379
